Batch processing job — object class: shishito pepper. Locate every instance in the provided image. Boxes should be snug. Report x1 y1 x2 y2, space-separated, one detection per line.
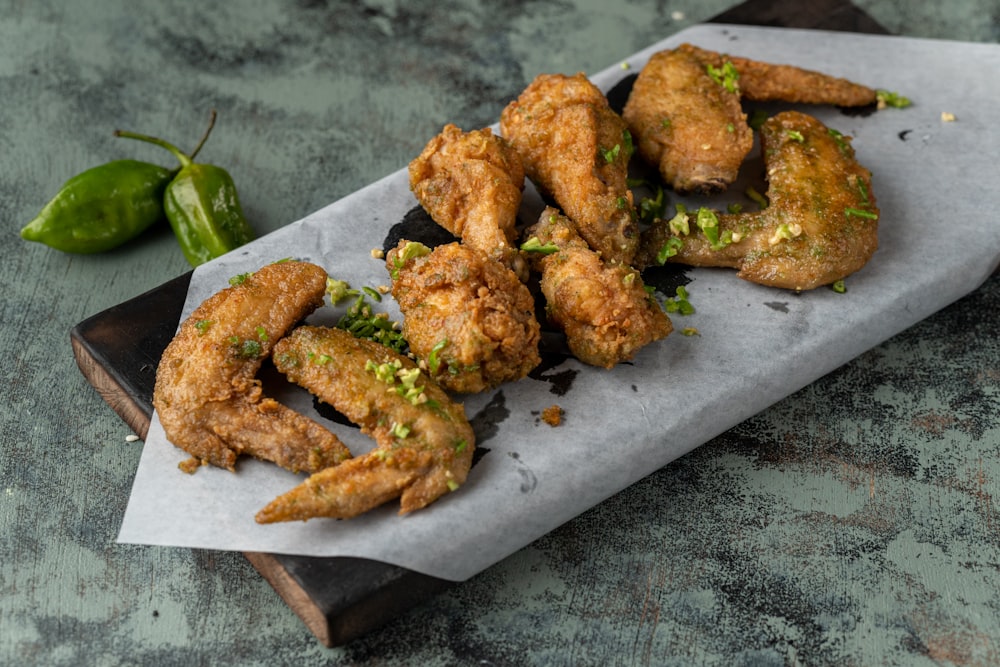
19 159 175 254
116 111 255 267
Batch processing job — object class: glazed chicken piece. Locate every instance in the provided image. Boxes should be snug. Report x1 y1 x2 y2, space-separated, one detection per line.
409 123 528 279
500 72 639 265
153 261 352 474
257 325 475 522
386 239 541 393
524 207 672 368
677 43 877 107
623 46 753 194
636 111 879 291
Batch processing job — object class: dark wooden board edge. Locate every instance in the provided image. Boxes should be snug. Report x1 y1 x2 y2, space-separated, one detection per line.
70 0 887 647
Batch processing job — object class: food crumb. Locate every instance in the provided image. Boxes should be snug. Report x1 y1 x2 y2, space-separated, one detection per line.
125 434 140 442
940 111 956 122
178 458 203 474
371 248 385 259
680 327 700 337
541 405 563 427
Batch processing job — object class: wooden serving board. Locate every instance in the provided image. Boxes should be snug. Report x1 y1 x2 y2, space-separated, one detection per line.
70 0 888 646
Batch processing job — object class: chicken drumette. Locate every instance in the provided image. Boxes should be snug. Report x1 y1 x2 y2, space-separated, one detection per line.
386 240 541 393
409 123 528 279
501 72 639 265
524 207 672 368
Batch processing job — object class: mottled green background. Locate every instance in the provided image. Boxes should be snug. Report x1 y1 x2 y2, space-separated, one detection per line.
2 1 997 665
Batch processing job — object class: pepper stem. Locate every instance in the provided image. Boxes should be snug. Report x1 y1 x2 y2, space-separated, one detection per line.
113 110 218 168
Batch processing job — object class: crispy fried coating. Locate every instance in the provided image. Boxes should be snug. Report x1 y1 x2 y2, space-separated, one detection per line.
525 207 672 368
409 124 527 278
677 43 877 107
623 47 753 194
387 240 541 393
637 111 879 291
256 326 475 522
500 73 639 265
153 261 352 473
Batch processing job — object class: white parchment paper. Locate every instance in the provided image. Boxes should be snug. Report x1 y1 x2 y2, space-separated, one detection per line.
118 25 1000 582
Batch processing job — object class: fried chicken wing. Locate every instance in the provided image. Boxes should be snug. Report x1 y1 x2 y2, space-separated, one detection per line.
386 240 541 393
500 73 639 265
256 325 475 521
153 261 352 473
409 124 528 278
524 207 672 368
622 47 753 194
677 43 877 107
637 111 878 291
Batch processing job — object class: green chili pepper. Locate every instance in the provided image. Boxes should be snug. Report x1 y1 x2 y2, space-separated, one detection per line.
19 159 175 254
115 110 255 267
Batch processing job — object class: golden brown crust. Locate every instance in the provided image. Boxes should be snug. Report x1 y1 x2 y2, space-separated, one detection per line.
152 261 352 473
526 208 672 368
677 43 877 107
623 48 753 194
409 124 526 276
256 325 475 521
638 111 879 291
500 73 639 265
387 240 541 393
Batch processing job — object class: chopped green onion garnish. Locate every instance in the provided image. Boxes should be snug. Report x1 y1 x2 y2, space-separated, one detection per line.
706 60 739 93
428 339 448 375
638 186 666 224
667 204 689 236
745 186 768 210
876 89 912 108
520 237 559 254
845 207 878 220
656 237 684 265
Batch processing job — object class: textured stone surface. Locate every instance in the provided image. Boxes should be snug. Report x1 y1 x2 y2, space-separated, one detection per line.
2 0 998 664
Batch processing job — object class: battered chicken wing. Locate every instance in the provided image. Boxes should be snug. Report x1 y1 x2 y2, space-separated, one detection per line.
386 239 541 393
677 43 877 107
153 261 352 473
500 73 639 265
256 325 475 521
409 123 527 278
637 111 878 291
524 207 672 368
623 47 753 194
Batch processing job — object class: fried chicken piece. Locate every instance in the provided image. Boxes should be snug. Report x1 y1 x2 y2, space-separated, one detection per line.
524 207 672 368
500 72 639 265
256 326 475 522
409 123 528 279
153 261 352 473
637 111 878 291
677 43 877 107
623 47 753 194
386 240 541 393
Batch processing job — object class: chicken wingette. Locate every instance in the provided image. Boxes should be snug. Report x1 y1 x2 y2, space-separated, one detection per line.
637 111 879 291
257 325 475 522
153 261 352 474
